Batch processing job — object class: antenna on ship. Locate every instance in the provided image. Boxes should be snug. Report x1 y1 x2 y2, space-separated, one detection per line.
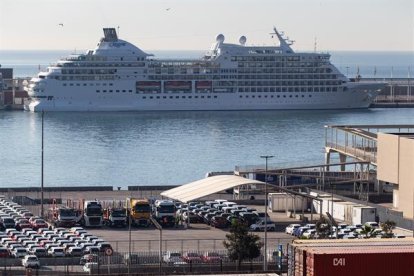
270 26 294 53
314 37 317 52
117 26 120 36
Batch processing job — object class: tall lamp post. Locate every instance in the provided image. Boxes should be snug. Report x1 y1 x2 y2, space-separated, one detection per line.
260 155 274 272
41 111 44 218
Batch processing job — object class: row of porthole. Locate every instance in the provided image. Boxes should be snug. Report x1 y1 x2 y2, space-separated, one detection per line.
240 94 312 98
142 95 218 99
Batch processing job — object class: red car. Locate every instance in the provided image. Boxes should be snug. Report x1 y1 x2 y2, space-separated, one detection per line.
16 219 32 231
202 252 222 263
31 219 48 230
0 247 9 258
182 252 202 263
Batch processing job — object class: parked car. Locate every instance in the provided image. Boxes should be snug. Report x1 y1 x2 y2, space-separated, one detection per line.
31 219 48 230
11 247 27 258
163 251 183 264
210 216 229 228
80 254 98 265
83 262 98 273
249 220 276 231
285 224 301 235
66 247 83 257
0 247 9 258
201 252 222 263
183 252 202 263
29 247 47 257
48 247 66 257
22 255 40 268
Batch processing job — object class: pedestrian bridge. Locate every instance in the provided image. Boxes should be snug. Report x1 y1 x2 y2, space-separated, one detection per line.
324 125 414 166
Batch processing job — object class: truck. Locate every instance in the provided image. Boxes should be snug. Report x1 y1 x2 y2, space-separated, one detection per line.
127 198 151 227
103 207 127 227
152 200 176 227
47 206 77 228
83 201 103 227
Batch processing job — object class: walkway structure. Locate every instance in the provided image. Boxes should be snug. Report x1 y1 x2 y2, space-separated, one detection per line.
324 125 414 167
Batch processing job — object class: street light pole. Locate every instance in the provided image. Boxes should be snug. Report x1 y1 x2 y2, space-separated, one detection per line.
260 155 274 272
41 111 44 218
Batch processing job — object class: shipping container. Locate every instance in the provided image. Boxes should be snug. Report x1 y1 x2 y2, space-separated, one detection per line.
352 206 376 225
306 247 414 276
268 193 308 212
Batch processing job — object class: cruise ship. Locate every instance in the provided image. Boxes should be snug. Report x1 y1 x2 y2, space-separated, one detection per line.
25 27 385 112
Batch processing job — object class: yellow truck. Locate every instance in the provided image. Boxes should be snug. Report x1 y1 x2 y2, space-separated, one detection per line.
127 198 151 227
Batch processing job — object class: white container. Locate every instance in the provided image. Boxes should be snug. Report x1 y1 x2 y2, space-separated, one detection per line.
268 193 308 212
352 206 376 225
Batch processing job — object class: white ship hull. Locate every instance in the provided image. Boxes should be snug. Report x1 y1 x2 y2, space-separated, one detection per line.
27 82 379 112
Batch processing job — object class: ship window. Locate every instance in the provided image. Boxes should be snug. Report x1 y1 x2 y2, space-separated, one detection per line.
295 95 298 97
302 95 305 97
150 96 153 99
63 84 67 86
83 83 87 86
109 90 113 92
264 95 267 98
122 90 126 92
109 83 113 86
246 95 249 98
116 90 120 92
103 83 107 86
239 95 242 98
163 96 166 99
182 96 185 99
188 96 192 99
283 95 286 98
129 90 132 93
252 95 255 98
170 96 173 99
103 90 107 93
143 96 146 99
176 96 179 99
213 96 217 98
195 96 198 98
96 90 100 93
258 95 261 98
289 95 292 98
201 96 205 98
309 95 312 97
207 96 211 98
70 84 74 86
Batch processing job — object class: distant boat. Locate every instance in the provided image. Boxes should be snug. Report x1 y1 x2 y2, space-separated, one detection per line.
25 27 386 112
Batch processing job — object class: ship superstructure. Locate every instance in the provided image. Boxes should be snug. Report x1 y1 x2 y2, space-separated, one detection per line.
25 27 385 111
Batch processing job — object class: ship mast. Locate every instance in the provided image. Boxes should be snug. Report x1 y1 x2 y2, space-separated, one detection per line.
271 27 294 53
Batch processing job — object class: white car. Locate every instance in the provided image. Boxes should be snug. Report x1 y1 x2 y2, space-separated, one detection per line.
302 229 317 238
83 262 98 273
285 224 301 235
48 247 66 257
163 251 183 264
22 255 40 268
364 222 379 228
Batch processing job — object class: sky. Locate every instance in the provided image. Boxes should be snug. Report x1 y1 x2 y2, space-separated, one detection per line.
0 0 413 51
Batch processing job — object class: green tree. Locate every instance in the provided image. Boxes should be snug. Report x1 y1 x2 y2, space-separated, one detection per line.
380 220 396 238
360 224 374 238
223 220 263 270
315 217 331 239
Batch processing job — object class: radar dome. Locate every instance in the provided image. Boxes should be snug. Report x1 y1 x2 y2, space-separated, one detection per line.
239 36 247 45
216 34 225 43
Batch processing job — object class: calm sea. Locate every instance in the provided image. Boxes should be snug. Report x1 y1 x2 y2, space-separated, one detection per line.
0 51 413 188
1 109 414 188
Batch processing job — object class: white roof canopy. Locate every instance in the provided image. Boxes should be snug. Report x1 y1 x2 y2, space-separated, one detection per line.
160 175 264 203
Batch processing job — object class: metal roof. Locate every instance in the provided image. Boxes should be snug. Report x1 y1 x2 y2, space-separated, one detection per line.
160 175 264 203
